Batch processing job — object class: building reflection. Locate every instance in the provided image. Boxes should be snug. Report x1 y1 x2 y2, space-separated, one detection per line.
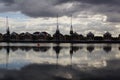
87 45 95 53
79 46 83 50
33 47 42 52
0 46 2 50
118 47 120 51
0 44 116 53
3 46 50 52
1 43 120 70
70 44 73 67
24 46 32 51
10 46 18 52
53 44 62 67
103 46 112 53
6 43 10 69
72 46 80 52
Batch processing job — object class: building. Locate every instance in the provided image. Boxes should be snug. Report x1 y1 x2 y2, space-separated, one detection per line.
4 17 10 41
33 31 51 41
19 32 32 41
24 32 32 41
69 15 74 41
79 34 84 40
118 34 120 40
70 15 73 36
33 32 42 40
19 33 25 40
10 32 19 41
53 31 64 41
0 33 3 41
86 32 94 40
72 32 79 40
53 15 64 41
103 32 112 40
41 32 51 40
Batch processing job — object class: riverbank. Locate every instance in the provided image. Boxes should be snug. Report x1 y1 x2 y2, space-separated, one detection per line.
1 40 120 43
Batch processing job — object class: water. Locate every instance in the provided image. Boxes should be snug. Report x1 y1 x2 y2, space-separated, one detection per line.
0 43 120 80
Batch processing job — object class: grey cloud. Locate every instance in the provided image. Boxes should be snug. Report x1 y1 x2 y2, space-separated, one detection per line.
1 0 120 22
75 0 119 5
1 62 120 80
1 0 15 3
0 0 15 5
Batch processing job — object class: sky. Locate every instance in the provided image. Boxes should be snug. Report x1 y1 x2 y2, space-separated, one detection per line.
0 0 120 36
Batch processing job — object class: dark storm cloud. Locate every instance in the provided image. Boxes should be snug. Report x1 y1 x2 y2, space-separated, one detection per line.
75 0 119 5
1 62 120 80
54 0 120 5
54 0 70 4
1 0 14 3
0 0 15 5
0 0 120 22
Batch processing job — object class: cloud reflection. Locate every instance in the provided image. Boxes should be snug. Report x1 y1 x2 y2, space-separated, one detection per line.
1 62 120 80
0 43 119 70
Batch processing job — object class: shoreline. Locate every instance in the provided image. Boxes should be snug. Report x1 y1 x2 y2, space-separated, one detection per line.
1 40 120 43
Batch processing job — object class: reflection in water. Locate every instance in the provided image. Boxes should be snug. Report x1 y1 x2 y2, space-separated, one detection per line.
0 43 120 80
103 46 112 53
53 44 62 67
70 44 74 67
23 46 31 51
3 46 50 52
0 44 118 53
6 43 10 69
1 62 120 80
33 46 50 52
10 46 18 52
72 46 79 52
86 45 94 53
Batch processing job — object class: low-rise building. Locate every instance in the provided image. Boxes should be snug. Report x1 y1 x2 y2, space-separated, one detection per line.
86 32 94 40
24 32 32 41
10 32 19 41
103 32 112 40
0 33 3 41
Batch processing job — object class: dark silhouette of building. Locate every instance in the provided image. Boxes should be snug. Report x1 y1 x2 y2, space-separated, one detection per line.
86 32 94 40
41 32 51 40
53 15 60 41
33 32 51 41
118 34 120 40
24 32 32 41
69 15 80 40
72 32 79 40
19 33 25 40
53 15 64 41
70 15 73 38
94 36 103 41
103 32 112 40
2 16 120 42
4 17 10 42
10 32 19 41
0 33 3 41
33 32 41 40
79 34 84 40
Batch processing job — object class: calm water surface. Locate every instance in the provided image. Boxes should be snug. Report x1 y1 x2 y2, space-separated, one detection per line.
0 43 120 80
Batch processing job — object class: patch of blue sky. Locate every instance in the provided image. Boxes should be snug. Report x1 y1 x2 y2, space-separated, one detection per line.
0 11 30 22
